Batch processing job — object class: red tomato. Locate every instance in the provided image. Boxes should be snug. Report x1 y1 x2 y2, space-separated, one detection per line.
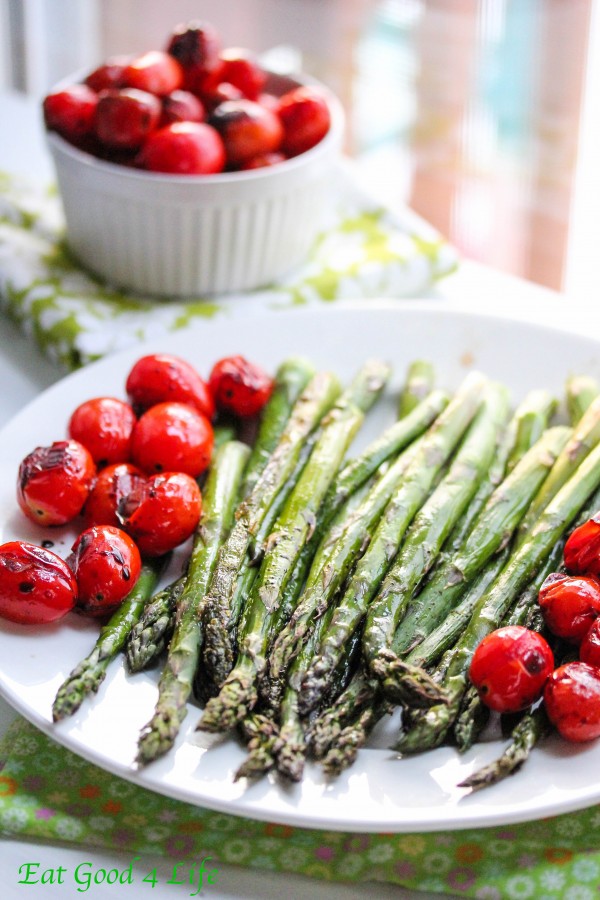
125 353 215 419
139 122 225 174
579 618 600 668
201 82 244 113
43 84 98 145
121 471 201 557
85 56 131 92
83 462 146 528
122 50 184 96
68 397 136 467
544 661 600 742
216 48 266 101
538 572 600 643
166 20 222 78
209 355 274 418
564 516 600 577
17 439 96 526
468 625 554 713
131 402 213 477
94 88 161 150
0 541 78 625
277 86 331 157
70 525 141 617
209 99 283 167
161 89 205 126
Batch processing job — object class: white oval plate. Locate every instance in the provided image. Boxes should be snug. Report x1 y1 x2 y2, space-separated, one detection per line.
2 300 600 834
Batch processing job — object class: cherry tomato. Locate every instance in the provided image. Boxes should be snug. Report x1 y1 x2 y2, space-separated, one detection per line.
201 82 244 113
468 625 554 713
17 439 96 527
544 661 600 742
209 355 274 418
564 516 600 577
0 541 78 625
120 471 201 557
85 56 131 92
161 89 205 126
70 525 141 617
122 50 184 96
166 20 221 78
579 618 600 668
125 353 215 419
68 397 136 468
131 401 213 477
139 121 225 174
277 86 331 157
43 85 98 145
216 48 266 101
209 99 283 168
240 151 286 170
94 88 161 150
83 462 146 528
538 572 600 643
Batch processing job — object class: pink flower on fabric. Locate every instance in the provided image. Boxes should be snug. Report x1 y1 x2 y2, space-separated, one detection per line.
394 861 416 880
315 846 335 861
447 867 476 891
34 808 54 820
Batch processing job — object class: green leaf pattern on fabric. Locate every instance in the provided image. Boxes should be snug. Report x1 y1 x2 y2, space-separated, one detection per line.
0 172 457 370
2 717 600 898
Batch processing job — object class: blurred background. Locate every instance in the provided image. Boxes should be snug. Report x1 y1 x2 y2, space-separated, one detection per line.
1 0 598 297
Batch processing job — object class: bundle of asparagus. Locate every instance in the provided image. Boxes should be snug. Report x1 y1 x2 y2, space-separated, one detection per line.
51 356 600 795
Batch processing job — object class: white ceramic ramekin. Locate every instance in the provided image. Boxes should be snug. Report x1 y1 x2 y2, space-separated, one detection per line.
46 72 344 298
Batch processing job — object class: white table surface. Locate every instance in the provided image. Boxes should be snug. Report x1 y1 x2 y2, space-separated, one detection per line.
0 88 580 899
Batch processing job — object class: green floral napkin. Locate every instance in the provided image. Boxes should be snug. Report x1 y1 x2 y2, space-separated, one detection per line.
0 169 456 370
2 717 600 899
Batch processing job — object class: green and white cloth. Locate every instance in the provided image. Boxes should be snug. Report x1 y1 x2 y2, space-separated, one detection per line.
0 169 456 370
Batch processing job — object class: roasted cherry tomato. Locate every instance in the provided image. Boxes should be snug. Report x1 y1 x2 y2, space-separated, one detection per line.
43 84 98 145
139 121 225 174
94 88 161 150
209 355 274 418
166 20 222 80
85 56 131 92
68 397 136 468
125 353 215 419
277 86 331 157
122 50 184 96
70 525 141 618
209 99 283 168
131 401 213 477
17 439 96 526
161 89 205 126
538 572 600 643
213 48 266 101
83 462 146 528
468 625 554 713
0 541 78 625
564 516 600 577
579 618 600 668
201 81 244 113
544 661 600 742
120 471 201 556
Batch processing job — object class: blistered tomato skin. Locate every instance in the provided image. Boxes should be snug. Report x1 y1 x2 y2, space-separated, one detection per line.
131 402 213 477
209 100 283 167
121 471 201 557
161 90 205 126
139 122 225 174
17 440 96 526
43 85 98 145
538 572 600 643
70 525 141 618
277 86 331 157
544 661 600 742
122 50 184 96
68 397 136 468
125 353 215 419
94 88 161 150
209 355 274 418
0 541 78 625
564 517 600 577
579 618 600 668
468 625 554 713
83 462 146 528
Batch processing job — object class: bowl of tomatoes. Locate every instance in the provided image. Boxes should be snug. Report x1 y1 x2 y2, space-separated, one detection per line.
43 20 344 298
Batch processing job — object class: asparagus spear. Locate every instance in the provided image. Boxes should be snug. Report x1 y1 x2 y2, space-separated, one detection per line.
270 372 486 694
321 696 391 777
200 369 342 692
308 669 379 760
395 438 600 754
126 577 184 673
301 384 511 715
566 374 600 426
505 390 556 474
53 559 165 721
198 362 391 733
137 441 249 765
398 360 435 419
